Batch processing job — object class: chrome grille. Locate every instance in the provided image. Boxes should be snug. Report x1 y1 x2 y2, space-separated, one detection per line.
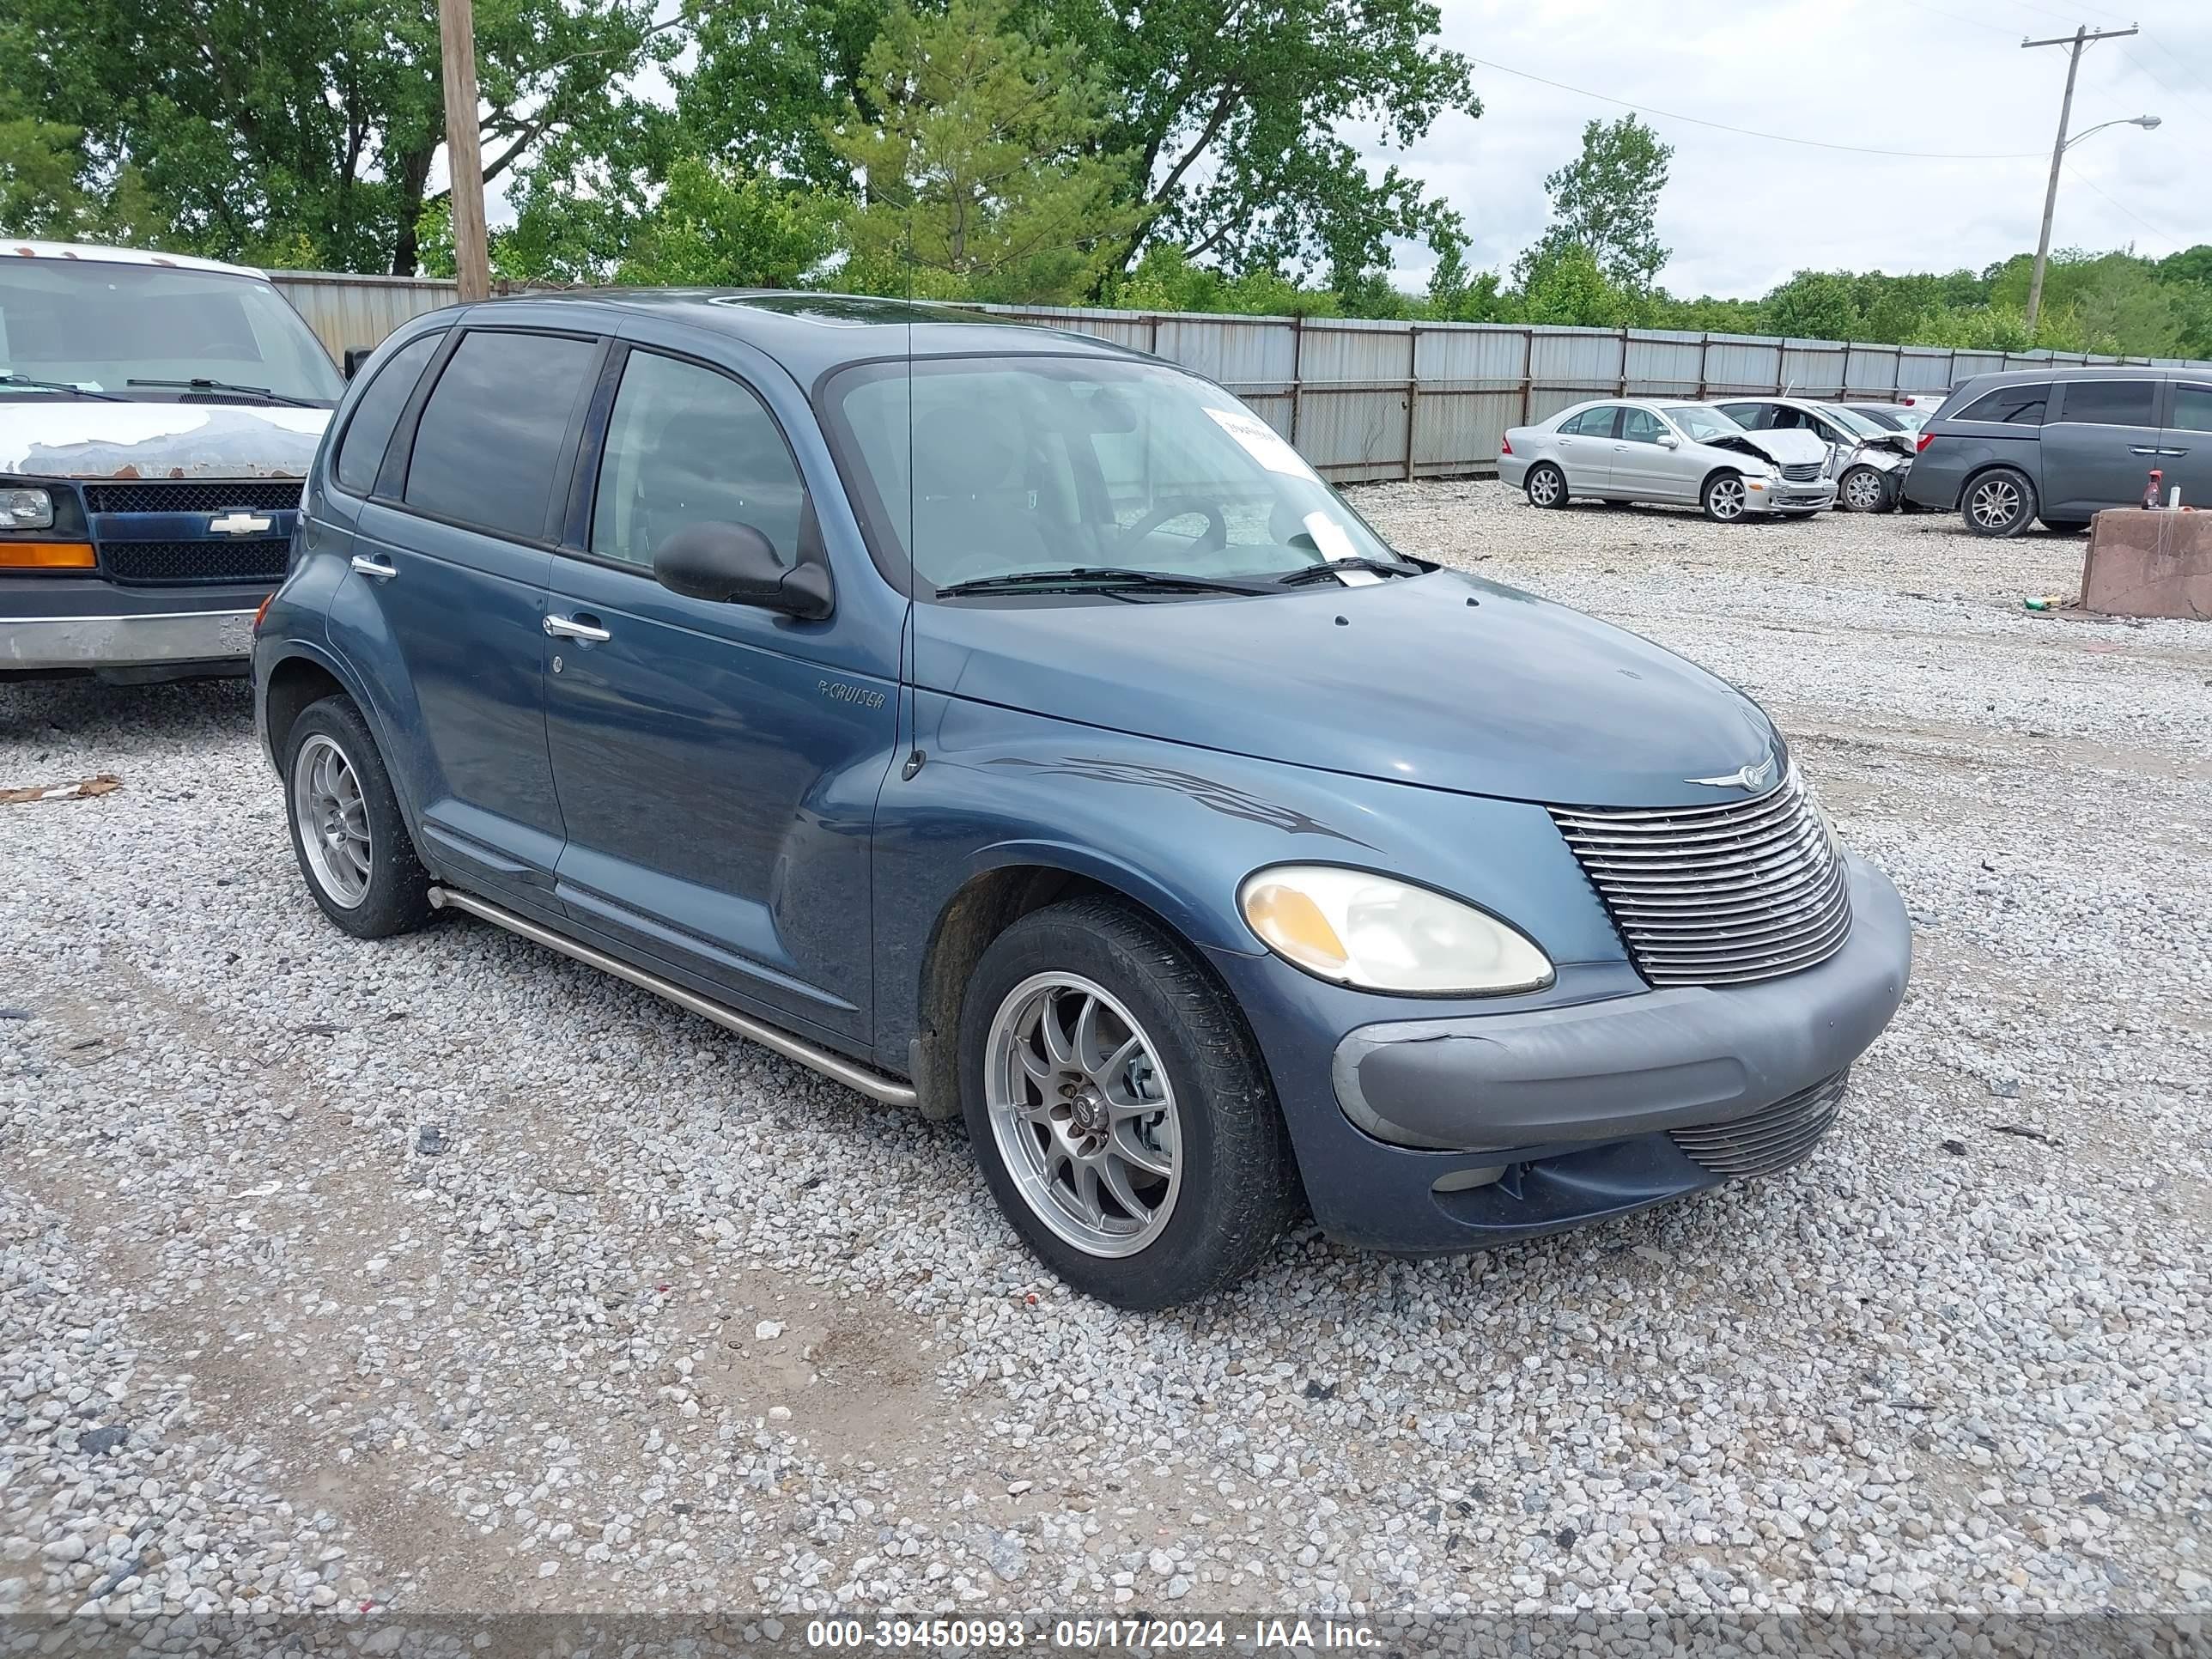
1779 462 1822 483
1672 1069 1849 1177
1550 768 1850 988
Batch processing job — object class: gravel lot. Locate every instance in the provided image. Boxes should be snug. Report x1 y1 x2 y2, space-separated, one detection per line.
3 487 2208 1634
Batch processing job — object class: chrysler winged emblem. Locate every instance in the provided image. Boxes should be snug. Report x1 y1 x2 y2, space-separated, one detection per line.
1689 754 1779 791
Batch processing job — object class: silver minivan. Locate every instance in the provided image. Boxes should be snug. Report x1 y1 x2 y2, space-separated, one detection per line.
1902 366 2211 536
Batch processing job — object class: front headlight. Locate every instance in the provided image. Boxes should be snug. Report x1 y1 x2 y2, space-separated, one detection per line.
0 487 55 529
1238 865 1553 995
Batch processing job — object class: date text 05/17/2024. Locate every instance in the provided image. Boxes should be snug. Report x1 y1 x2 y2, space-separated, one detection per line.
802 1618 1381 1650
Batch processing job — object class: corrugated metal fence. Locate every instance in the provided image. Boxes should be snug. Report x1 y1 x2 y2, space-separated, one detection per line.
266 270 2211 484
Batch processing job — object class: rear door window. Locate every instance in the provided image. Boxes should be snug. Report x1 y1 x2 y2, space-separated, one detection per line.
1958 383 2051 425
1717 403 1771 429
404 330 599 542
2172 385 2212 433
1560 407 1618 437
2057 379 2157 427
333 332 441 497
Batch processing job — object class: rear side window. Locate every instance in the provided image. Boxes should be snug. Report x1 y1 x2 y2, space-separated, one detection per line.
405 330 599 541
1958 383 2050 426
2172 385 2212 434
591 350 808 569
1560 407 1617 436
2057 379 2157 427
1717 403 1770 429
333 333 440 496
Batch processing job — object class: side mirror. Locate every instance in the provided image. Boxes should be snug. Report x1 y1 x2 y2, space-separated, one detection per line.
343 348 373 381
1659 434 1680 449
653 521 832 619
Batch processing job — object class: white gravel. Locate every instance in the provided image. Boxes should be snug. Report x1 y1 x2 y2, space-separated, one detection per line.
3 487 2208 1633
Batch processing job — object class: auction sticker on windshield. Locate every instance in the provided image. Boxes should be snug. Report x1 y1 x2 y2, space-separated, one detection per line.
1205 404 1313 477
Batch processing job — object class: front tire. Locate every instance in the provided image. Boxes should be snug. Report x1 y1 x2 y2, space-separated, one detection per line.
1963 468 2034 538
283 695 434 939
958 897 1298 1309
2039 517 2091 534
1524 463 1568 509
1701 471 1750 522
1838 465 1891 513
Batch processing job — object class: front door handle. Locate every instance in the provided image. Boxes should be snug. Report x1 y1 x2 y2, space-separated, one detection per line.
349 554 397 580
2128 445 2161 456
544 613 611 642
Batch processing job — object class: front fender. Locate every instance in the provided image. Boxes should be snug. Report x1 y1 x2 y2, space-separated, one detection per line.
870 691 1628 1061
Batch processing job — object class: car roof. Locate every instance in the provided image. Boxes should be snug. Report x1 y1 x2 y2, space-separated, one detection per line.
435 289 1156 388
1954 362 2177 390
3 238 267 278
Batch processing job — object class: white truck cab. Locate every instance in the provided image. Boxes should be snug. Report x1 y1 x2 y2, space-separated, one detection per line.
1 241 340 682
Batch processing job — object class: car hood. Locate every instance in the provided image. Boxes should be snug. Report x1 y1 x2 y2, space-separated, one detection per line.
1701 428 1829 468
914 568 1784 809
0 403 329 480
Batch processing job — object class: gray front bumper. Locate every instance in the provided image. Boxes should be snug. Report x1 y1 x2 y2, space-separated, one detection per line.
1333 855 1911 1152
3 601 258 672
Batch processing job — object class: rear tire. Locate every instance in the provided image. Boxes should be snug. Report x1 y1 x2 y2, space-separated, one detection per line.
958 897 1298 1309
1524 463 1568 509
283 696 434 939
1963 468 2034 538
1701 471 1750 523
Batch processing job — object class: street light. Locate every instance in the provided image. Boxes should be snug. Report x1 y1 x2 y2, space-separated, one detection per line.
2022 25 2163 337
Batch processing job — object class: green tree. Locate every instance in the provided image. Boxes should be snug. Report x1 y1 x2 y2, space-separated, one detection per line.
613 161 842 287
826 0 1152 303
1515 115 1671 295
1518 242 1632 328
1759 270 1861 341
3 0 675 273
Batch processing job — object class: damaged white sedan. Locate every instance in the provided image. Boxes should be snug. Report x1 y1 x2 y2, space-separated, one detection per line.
1498 399 1838 522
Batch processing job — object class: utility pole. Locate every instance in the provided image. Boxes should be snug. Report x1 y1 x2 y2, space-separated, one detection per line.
2021 22 2137 337
438 0 492 302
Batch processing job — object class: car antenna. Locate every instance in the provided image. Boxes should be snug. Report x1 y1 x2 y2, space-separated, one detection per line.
898 154 925 783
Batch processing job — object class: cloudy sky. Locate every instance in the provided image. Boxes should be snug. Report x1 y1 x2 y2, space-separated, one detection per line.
1372 0 2211 296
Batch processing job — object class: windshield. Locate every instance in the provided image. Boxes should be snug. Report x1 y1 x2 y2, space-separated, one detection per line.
826 356 1396 593
1817 404 1887 438
0 260 342 404
1661 404 1747 444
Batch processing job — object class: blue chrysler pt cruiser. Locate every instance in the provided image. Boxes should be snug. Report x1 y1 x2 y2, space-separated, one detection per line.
254 292 1911 1309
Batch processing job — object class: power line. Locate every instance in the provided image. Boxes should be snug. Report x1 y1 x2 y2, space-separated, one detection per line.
2062 159 2185 242
1468 57 2045 160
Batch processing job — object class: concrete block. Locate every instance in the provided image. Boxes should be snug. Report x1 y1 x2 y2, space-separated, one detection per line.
2081 509 2212 621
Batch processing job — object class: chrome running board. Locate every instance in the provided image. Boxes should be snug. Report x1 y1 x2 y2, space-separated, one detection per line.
427 885 919 1109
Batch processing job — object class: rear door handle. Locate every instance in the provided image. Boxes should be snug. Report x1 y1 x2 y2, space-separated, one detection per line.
2128 445 2161 456
544 614 611 642
2159 447 2190 457
349 554 397 580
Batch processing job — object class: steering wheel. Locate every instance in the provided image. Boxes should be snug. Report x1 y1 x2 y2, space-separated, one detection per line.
1115 496 1228 555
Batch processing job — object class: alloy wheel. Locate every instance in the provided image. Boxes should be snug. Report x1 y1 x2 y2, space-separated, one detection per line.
984 972 1182 1258
1970 477 2022 531
1708 477 1747 520
292 733 373 908
1842 469 1885 511
1527 468 1561 507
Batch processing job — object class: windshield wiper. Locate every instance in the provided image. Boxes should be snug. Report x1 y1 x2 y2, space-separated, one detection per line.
126 377 320 407
0 373 125 402
934 566 1278 599
1273 556 1421 586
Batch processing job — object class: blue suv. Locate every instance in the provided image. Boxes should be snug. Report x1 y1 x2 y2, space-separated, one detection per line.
254 292 1912 1308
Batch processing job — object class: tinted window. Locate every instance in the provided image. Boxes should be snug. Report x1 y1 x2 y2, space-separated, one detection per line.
405 331 598 541
1619 407 1665 444
2172 385 2212 434
1959 383 2050 425
2058 379 2157 427
1560 407 1617 436
591 350 807 569
1717 403 1769 429
334 333 440 496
